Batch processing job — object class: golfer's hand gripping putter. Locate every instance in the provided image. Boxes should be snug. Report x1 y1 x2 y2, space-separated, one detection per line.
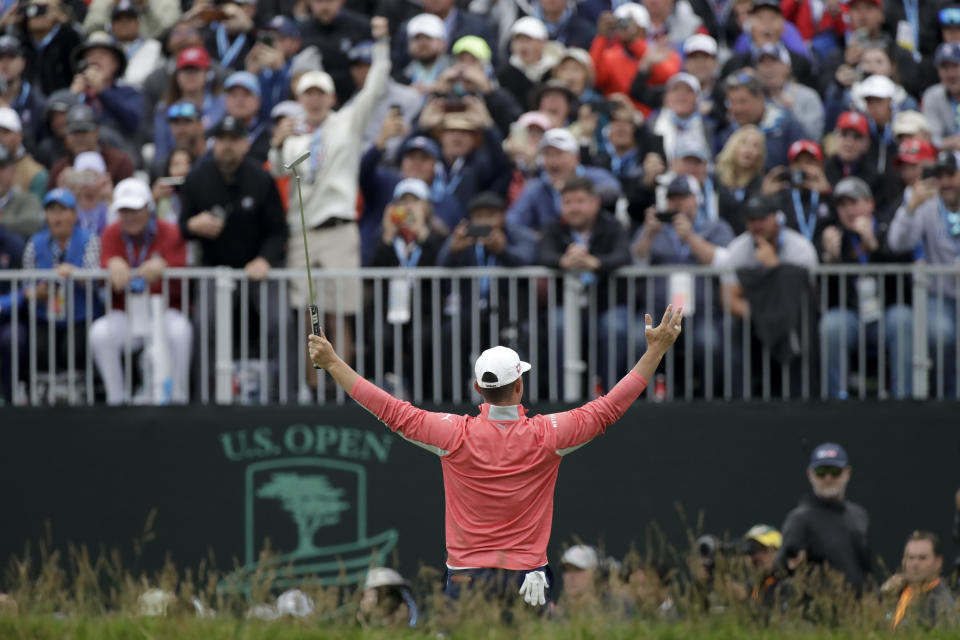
286 150 323 369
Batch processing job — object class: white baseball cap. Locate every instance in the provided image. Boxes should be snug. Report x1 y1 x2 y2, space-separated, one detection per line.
562 545 599 570
297 70 334 95
510 16 548 41
73 150 106 173
892 110 931 137
666 72 701 96
859 74 896 100
683 33 718 57
407 13 446 40
276 589 314 617
364 567 409 589
393 177 430 201
112 177 153 212
613 3 650 29
516 111 553 132
0 107 21 133
540 127 579 154
474 346 530 389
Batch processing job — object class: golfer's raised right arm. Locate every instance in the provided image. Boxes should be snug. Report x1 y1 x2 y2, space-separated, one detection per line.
547 306 683 452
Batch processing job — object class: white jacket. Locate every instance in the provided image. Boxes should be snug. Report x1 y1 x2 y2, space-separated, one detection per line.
269 39 391 231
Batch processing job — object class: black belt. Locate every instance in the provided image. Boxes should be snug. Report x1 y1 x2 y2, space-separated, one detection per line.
312 218 354 230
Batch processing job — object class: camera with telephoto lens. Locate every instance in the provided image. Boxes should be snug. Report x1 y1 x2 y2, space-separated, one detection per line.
696 535 745 569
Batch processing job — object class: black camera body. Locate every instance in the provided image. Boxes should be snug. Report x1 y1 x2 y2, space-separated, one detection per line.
20 3 48 19
655 210 678 223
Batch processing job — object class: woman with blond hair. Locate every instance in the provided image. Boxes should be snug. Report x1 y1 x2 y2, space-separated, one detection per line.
715 125 767 234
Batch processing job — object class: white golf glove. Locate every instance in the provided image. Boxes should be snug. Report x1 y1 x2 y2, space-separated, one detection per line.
518 570 548 606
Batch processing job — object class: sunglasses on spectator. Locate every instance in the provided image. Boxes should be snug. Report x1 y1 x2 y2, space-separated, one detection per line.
838 129 866 140
167 103 199 120
813 467 844 478
725 71 756 89
941 7 960 26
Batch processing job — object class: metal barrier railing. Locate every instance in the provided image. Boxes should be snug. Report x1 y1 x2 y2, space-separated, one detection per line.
0 264 956 405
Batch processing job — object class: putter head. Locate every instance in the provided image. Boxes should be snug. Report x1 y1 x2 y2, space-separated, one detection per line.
285 151 311 174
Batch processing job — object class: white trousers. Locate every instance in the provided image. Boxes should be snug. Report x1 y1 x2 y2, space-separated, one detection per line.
89 310 193 405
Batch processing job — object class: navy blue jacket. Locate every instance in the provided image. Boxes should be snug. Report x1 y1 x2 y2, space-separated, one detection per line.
0 227 24 319
358 144 466 265
87 85 144 137
506 167 622 232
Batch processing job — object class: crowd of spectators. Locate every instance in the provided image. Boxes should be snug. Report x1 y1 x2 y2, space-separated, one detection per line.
2 0 960 404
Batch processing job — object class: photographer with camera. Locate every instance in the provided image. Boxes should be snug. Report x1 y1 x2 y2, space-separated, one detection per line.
591 4 680 117
632 175 734 394
742 525 792 610
193 0 257 72
14 0 83 96
245 16 302 120
439 192 536 395
887 149 960 397
818 177 916 399
766 140 832 244
83 0 178 41
70 31 144 140
825 111 884 200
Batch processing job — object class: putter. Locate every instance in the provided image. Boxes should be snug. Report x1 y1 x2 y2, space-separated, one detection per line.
285 150 322 368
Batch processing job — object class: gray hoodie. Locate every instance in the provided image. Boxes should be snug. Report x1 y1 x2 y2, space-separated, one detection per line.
887 188 960 298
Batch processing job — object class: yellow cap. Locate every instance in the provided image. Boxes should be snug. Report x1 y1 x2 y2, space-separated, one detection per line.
744 524 782 549
452 35 492 62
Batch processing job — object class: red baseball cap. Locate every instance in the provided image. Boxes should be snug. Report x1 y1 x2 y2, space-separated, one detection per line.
788 140 823 163
176 46 210 71
896 138 938 165
836 111 869 136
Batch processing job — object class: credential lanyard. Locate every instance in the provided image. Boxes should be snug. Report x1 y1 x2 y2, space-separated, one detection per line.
393 237 422 269
791 189 819 242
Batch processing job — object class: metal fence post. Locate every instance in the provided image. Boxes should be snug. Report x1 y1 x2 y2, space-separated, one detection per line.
215 268 233 404
563 273 584 402
912 264 929 400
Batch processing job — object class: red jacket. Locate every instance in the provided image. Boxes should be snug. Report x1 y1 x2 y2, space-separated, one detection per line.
590 35 681 116
101 218 186 310
781 0 846 40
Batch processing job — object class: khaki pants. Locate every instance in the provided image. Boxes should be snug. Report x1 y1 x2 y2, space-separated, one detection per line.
286 221 361 316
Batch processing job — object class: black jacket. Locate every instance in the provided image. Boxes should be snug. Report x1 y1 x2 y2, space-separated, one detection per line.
178 155 288 268
737 263 817 364
19 22 84 96
539 211 631 311
299 9 372 106
776 493 873 592
721 49 819 94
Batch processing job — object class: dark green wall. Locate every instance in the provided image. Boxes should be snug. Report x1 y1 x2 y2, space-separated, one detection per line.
1 402 957 589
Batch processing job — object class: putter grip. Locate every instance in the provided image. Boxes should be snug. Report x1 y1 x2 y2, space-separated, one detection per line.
308 304 322 369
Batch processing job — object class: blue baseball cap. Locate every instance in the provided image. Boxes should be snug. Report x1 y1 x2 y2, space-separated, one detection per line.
265 15 300 38
44 188 77 209
809 443 848 469
400 135 440 160
347 41 374 65
224 71 261 98
936 42 960 66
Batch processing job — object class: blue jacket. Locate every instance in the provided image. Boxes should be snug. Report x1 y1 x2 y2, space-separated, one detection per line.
716 104 805 171
505 166 622 232
22 226 100 324
0 227 24 319
258 60 293 123
358 144 465 266
87 84 144 137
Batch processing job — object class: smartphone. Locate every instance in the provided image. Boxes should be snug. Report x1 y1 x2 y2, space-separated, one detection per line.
922 165 939 180
466 223 492 238
159 176 185 187
655 210 677 223
256 31 275 47
790 169 806 187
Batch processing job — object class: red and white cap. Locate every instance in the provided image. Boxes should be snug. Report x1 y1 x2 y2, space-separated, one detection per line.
788 139 823 163
475 346 531 389
836 111 869 136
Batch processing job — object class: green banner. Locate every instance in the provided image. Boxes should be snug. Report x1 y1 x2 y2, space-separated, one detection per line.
1 402 957 590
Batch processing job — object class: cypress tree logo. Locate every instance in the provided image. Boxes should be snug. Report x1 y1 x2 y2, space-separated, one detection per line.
219 425 398 592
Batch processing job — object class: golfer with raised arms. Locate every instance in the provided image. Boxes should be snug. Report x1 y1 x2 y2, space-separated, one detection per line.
308 305 684 607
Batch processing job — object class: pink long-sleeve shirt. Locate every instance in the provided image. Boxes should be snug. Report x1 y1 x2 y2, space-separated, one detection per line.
350 371 648 570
